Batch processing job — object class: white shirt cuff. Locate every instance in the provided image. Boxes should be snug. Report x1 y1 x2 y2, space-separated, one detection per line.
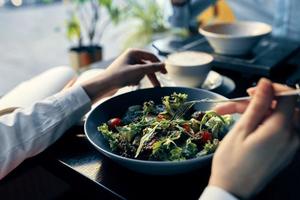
54 85 91 119
199 186 239 200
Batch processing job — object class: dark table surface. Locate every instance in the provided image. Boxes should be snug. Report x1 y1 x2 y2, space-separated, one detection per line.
47 47 300 200
5 43 300 200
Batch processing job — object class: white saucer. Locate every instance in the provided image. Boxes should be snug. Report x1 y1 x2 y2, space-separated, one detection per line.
158 70 235 95
212 74 236 95
202 71 236 95
201 71 223 90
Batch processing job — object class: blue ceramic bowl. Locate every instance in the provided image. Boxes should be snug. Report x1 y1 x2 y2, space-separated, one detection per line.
85 87 230 175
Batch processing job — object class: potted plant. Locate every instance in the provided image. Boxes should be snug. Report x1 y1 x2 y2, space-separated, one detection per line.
122 0 168 48
121 0 190 49
66 0 122 71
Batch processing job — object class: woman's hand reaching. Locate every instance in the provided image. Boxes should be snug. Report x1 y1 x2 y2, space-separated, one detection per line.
106 48 167 87
81 49 167 103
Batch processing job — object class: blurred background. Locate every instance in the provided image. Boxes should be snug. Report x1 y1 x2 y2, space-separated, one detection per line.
0 0 171 96
0 0 130 95
0 0 233 96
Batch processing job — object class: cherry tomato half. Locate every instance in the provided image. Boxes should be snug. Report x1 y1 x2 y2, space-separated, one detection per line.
108 118 122 129
182 123 191 133
201 131 212 143
156 114 165 121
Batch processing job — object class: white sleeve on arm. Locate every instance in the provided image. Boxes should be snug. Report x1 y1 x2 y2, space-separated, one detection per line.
0 86 91 180
199 186 239 200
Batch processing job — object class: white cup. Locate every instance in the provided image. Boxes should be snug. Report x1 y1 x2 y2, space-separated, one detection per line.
165 51 213 87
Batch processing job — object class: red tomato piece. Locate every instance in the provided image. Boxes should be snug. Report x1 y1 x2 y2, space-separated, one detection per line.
157 114 165 121
201 131 212 143
108 118 122 129
182 123 191 133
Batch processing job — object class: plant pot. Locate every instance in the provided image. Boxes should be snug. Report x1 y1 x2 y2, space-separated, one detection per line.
69 45 103 71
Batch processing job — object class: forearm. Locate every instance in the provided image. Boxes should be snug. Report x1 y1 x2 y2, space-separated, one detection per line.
81 71 120 103
0 86 91 179
0 48 166 180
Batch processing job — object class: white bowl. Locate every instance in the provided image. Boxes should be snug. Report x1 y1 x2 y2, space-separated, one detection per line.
199 21 272 55
165 51 213 87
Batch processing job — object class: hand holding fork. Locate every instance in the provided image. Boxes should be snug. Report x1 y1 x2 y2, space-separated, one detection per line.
172 86 300 120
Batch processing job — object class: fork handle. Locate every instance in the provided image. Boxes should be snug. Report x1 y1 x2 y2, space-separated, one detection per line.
221 89 300 103
276 88 300 97
204 96 251 103
195 88 300 104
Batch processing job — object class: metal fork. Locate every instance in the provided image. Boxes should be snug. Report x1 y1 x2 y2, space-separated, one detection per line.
171 88 300 120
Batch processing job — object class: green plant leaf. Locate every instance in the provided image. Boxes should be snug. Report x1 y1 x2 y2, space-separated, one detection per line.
108 6 121 24
122 0 168 48
71 0 89 4
98 0 112 8
66 15 81 41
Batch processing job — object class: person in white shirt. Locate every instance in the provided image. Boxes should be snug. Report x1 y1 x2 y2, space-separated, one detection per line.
0 48 167 180
0 49 298 199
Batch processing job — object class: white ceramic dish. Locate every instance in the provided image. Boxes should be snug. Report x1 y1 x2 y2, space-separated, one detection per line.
199 21 272 55
201 71 223 90
165 51 213 87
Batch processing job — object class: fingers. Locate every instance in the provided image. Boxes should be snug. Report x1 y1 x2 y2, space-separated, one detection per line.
272 83 294 92
238 78 274 134
128 48 161 63
214 81 290 115
256 95 298 148
142 62 165 87
247 82 293 96
138 62 167 74
214 80 290 117
147 73 161 87
246 87 254 95
266 95 297 130
135 62 167 87
214 101 249 115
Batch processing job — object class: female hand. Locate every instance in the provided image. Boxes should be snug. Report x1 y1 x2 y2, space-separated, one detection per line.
214 82 293 115
209 78 299 199
215 81 300 132
81 49 167 102
105 48 167 88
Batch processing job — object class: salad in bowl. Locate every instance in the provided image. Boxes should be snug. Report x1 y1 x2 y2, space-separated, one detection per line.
98 93 233 162
85 87 235 175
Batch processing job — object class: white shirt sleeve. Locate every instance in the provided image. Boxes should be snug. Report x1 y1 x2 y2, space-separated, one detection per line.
0 85 91 180
199 186 239 200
